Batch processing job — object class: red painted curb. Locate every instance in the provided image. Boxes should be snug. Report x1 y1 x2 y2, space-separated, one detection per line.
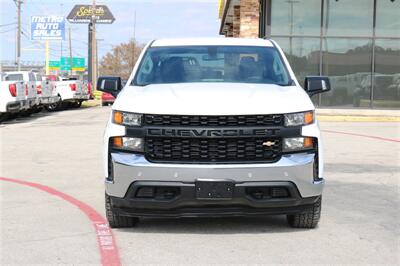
322 130 400 143
0 177 121 266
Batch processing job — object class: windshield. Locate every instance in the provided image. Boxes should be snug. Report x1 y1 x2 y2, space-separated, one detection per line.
133 46 291 86
6 74 23 81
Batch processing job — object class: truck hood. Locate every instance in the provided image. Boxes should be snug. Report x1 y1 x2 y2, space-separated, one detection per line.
112 82 315 115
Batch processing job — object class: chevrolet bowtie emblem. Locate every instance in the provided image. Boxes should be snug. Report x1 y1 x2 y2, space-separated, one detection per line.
262 141 275 147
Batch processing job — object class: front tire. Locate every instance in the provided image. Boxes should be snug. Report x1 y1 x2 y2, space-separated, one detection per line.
105 193 139 228
287 196 321 228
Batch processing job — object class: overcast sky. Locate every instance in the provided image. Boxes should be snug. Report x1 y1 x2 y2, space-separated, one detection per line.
0 0 221 63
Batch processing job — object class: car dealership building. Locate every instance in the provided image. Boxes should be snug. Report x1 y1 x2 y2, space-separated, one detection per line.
219 0 400 108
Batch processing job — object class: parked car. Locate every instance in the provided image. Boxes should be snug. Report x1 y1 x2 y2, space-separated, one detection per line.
43 75 90 111
98 38 331 229
101 92 115 106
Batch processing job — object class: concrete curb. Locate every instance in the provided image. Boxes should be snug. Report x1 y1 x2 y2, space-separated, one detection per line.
82 100 101 108
316 108 400 122
316 108 400 117
317 115 400 122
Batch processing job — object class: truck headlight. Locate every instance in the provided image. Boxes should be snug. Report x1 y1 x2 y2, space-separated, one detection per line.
113 111 142 126
284 111 314 127
112 137 144 152
283 137 313 152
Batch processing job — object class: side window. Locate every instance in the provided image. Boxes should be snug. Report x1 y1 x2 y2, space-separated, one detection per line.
136 55 154 84
29 72 36 81
5 74 23 81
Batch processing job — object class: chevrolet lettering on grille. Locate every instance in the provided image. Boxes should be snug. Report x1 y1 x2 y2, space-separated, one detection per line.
146 128 281 138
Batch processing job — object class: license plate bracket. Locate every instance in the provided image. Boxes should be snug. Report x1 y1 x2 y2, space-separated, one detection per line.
195 179 234 200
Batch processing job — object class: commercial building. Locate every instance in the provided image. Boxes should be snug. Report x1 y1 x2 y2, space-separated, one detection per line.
219 0 400 108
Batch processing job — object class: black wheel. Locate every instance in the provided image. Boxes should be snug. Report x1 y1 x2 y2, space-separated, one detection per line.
71 101 82 108
33 106 43 113
19 109 34 117
102 102 107 106
287 197 321 229
105 193 139 228
45 101 61 112
0 113 9 123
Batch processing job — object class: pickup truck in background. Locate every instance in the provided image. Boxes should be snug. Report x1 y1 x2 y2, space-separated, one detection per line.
32 72 60 112
5 71 40 116
0 74 29 121
44 75 90 111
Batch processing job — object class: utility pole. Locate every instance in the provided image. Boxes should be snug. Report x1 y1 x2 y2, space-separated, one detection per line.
92 0 97 90
96 39 98 77
88 22 93 83
45 41 49 74
16 0 22 71
132 10 136 66
69 27 73 76
60 3 64 63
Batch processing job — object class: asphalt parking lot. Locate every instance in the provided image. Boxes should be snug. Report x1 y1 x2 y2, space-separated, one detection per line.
1 106 399 265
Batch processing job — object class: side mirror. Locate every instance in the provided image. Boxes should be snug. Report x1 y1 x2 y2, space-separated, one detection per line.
304 76 331 97
97 76 123 97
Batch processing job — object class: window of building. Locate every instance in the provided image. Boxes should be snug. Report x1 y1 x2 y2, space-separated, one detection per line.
321 39 373 107
270 0 321 36
375 0 400 37
273 37 320 82
373 39 400 108
323 0 374 37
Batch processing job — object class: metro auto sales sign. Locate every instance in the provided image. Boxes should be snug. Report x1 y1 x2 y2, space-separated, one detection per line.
31 16 65 41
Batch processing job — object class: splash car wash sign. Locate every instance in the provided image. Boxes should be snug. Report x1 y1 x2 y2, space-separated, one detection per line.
31 16 65 41
67 5 115 24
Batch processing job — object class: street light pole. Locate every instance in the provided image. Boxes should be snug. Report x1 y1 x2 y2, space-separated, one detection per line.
92 0 97 90
16 0 22 71
69 27 73 76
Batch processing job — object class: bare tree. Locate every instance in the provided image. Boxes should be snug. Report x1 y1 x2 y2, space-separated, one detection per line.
99 39 144 80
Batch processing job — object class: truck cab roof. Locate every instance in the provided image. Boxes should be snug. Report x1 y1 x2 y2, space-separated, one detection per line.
151 38 274 47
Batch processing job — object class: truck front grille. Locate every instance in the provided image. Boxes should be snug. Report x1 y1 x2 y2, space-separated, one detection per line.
144 114 283 127
145 137 282 163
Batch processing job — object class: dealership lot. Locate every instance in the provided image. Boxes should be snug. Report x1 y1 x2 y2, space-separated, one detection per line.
0 107 399 265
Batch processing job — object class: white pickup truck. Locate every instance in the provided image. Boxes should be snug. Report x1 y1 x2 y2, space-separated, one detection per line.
32 72 60 110
98 38 332 229
0 74 29 121
5 71 39 115
44 75 90 111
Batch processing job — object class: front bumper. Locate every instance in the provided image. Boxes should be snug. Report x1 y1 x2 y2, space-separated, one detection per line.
106 152 324 199
110 180 320 218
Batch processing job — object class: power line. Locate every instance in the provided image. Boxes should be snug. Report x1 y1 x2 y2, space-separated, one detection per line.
0 27 17 34
0 22 17 27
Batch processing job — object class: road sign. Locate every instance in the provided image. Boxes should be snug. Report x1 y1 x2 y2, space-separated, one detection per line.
49 61 60 70
67 5 115 24
60 57 86 71
31 16 65 41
